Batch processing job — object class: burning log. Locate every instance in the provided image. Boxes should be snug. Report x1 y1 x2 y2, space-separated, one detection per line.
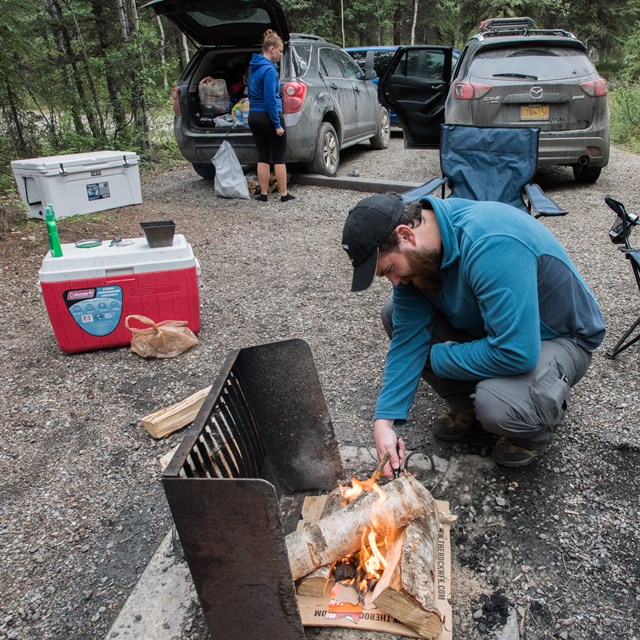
286 472 438 581
371 513 444 638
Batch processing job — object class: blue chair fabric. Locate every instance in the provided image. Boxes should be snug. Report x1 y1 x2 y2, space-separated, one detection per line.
402 124 567 218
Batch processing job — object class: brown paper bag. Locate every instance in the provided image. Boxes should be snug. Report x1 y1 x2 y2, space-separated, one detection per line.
125 315 198 359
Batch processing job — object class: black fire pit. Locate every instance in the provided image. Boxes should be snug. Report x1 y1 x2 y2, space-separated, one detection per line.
162 339 345 640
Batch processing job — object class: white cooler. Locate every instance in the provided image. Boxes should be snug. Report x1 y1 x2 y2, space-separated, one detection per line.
11 150 143 220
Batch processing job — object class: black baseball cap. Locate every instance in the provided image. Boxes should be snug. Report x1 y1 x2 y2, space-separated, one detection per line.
341 193 405 292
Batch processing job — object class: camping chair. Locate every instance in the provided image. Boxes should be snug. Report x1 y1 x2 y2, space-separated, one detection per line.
604 195 640 358
401 124 567 218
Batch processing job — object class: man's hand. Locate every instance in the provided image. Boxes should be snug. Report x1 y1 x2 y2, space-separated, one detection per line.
275 127 285 136
373 419 405 478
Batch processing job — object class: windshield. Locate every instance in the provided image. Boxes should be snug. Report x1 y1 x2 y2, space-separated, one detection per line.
470 47 596 81
188 7 271 28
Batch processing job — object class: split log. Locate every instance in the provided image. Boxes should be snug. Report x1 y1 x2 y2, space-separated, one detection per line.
371 513 444 639
285 473 437 581
141 385 211 438
295 492 339 598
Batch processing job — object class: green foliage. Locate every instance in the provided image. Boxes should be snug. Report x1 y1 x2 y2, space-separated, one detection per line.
620 22 640 82
610 85 640 153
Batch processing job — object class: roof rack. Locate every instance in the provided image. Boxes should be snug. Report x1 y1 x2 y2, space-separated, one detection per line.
478 17 535 32
479 27 576 40
476 17 576 40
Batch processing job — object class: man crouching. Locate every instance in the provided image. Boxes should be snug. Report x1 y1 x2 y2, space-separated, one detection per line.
341 193 605 474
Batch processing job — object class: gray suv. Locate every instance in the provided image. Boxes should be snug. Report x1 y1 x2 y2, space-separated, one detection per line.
144 0 390 179
379 17 610 183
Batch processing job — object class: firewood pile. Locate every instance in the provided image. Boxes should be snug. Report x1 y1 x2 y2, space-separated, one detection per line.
288 458 455 639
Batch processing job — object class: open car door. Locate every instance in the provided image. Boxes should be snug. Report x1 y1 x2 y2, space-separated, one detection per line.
379 46 454 147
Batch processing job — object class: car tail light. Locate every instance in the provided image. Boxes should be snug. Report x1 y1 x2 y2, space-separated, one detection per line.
579 79 608 97
171 86 182 116
283 81 307 114
453 81 493 100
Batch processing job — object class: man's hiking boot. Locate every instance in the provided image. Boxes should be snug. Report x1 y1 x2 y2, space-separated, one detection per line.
432 408 479 441
491 437 541 467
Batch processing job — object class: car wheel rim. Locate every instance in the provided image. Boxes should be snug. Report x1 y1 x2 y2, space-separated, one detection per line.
381 111 390 146
323 132 338 173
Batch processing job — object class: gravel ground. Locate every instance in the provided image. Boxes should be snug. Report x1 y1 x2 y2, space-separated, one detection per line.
1 136 639 640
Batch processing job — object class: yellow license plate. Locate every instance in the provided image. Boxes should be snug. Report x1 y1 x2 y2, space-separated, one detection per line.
520 105 550 120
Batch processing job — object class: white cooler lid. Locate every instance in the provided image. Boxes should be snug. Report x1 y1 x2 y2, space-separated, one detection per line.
39 234 195 282
11 150 139 174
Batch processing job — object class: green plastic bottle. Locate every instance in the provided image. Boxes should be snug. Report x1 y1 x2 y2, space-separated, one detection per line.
45 204 63 257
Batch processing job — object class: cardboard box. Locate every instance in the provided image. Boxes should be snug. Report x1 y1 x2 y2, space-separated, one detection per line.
38 234 200 353
11 150 142 219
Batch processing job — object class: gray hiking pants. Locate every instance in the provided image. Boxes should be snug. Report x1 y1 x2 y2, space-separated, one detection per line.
381 299 592 449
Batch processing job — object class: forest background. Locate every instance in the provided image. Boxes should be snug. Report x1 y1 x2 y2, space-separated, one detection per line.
1 0 639 203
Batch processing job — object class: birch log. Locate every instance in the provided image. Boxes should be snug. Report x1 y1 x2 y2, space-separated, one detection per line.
295 490 341 597
286 473 436 581
371 513 444 638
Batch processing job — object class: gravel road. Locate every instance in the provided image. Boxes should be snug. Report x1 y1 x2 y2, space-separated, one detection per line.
0 136 639 640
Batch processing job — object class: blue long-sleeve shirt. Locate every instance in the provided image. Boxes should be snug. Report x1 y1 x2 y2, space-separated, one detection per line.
248 53 282 128
374 196 606 423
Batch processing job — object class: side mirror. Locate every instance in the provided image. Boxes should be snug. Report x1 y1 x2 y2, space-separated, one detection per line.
364 69 377 80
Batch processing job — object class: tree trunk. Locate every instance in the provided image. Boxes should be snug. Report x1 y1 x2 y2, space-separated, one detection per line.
286 473 437 581
125 0 150 151
129 0 139 34
393 5 403 45
411 0 419 45
3 78 27 155
45 0 87 136
88 0 127 136
156 15 169 90
67 0 106 143
182 33 190 66
115 0 130 42
47 0 101 140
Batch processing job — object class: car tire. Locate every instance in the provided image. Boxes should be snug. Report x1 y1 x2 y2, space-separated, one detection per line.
193 163 215 180
572 164 601 184
310 122 339 176
370 108 391 150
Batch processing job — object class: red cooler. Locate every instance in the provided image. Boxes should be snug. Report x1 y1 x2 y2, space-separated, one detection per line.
38 234 201 353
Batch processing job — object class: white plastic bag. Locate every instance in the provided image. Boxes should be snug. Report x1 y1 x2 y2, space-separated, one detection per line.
212 140 250 199
199 76 229 102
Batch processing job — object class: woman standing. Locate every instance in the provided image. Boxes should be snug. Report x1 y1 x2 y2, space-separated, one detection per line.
248 30 294 202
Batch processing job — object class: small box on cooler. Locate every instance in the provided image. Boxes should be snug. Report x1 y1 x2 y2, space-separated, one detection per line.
11 150 142 220
38 234 201 353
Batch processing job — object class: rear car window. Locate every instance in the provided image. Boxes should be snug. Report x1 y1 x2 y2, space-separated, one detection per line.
470 47 596 81
290 44 312 77
189 7 271 28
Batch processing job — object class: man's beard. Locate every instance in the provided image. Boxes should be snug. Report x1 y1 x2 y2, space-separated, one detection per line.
405 246 443 293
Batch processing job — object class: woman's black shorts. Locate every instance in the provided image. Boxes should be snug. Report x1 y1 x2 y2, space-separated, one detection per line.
248 110 287 164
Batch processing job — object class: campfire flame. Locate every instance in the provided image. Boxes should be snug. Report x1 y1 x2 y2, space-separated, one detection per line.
336 475 397 595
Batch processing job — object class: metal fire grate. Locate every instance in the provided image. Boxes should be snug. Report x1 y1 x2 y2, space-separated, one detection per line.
162 339 344 640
